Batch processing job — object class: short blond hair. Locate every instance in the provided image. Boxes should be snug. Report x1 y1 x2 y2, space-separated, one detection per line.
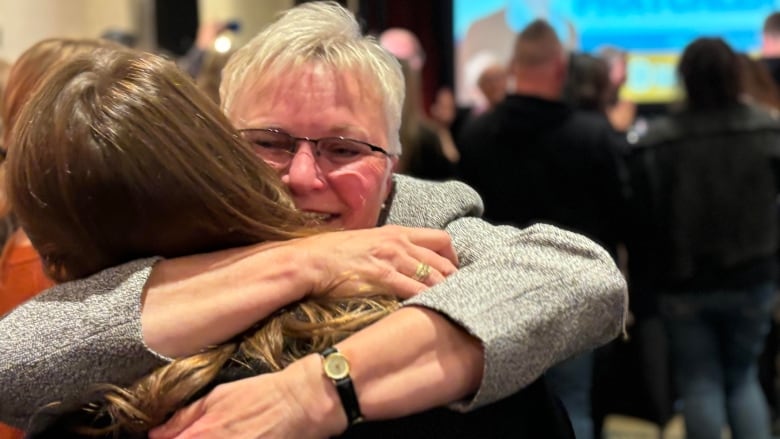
220 1 404 153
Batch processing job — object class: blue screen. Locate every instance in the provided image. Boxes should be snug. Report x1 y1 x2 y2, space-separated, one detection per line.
454 0 780 103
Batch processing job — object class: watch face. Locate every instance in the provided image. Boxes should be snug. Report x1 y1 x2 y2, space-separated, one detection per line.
324 352 350 380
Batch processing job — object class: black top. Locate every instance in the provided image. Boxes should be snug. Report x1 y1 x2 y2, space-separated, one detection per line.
458 94 628 258
29 357 573 439
402 124 457 181
625 103 780 291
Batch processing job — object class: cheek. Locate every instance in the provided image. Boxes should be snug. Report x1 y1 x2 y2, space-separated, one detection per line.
328 160 391 226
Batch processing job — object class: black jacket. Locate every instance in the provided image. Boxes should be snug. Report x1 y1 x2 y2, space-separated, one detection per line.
625 103 780 291
458 94 627 256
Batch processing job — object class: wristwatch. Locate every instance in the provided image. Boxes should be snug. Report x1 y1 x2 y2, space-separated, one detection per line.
321 346 364 425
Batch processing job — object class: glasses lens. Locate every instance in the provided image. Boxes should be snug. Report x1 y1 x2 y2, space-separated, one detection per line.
318 138 375 164
242 130 293 165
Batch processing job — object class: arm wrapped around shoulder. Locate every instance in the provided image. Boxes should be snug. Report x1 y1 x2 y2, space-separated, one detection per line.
404 220 628 411
0 257 167 430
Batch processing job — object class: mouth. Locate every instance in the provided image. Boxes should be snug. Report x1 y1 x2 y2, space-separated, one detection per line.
302 211 341 224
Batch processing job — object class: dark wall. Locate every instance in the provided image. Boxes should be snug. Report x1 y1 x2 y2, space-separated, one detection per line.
359 0 454 113
156 0 199 56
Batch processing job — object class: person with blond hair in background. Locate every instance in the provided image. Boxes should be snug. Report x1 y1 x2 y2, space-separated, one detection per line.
0 3 626 437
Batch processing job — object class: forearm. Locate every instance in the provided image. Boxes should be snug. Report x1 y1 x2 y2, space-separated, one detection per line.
0 242 311 428
142 241 309 357
338 306 483 420
406 220 628 410
287 306 484 437
0 258 163 428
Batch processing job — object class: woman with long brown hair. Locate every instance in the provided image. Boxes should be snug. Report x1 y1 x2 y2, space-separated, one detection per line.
0 38 120 439
0 38 123 314
10 48 398 437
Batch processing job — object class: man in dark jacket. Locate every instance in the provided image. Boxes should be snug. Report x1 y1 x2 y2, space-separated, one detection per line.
458 20 626 439
458 20 625 258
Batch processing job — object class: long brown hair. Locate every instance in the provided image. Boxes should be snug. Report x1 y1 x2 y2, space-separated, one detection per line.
0 38 121 224
8 49 398 435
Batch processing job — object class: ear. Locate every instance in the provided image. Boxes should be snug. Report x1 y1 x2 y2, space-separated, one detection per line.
555 55 569 84
389 155 400 173
382 156 397 199
387 156 398 180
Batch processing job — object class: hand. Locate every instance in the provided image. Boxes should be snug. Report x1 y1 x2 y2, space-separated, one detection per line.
607 99 637 132
148 355 343 439
296 225 458 300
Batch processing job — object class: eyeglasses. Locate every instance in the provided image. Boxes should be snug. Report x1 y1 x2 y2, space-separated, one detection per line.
239 128 394 168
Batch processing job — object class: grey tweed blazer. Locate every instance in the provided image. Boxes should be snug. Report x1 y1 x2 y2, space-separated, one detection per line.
0 174 627 429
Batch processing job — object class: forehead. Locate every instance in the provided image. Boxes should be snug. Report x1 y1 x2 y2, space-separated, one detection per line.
228 63 389 145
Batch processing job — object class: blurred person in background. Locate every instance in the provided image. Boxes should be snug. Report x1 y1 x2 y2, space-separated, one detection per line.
380 27 460 175
762 12 780 87
458 20 627 439
396 59 457 180
597 46 636 133
626 37 780 439
476 63 508 110
565 51 675 438
457 0 578 108
427 57 508 146
178 20 239 80
740 53 780 115
564 53 611 114
195 49 234 104
738 51 780 434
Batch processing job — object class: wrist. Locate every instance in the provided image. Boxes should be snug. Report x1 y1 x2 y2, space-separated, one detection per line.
288 236 327 296
285 354 349 437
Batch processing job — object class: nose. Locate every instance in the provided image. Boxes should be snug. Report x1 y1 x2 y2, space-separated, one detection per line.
280 142 327 195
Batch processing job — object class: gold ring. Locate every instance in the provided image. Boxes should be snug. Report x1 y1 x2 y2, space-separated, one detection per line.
413 262 431 282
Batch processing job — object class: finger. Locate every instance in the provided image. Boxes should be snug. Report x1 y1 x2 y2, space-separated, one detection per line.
410 247 458 278
402 228 459 266
148 399 207 439
383 270 430 299
379 255 447 297
405 258 445 287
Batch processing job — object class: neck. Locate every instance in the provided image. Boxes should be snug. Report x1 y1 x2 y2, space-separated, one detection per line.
513 75 562 101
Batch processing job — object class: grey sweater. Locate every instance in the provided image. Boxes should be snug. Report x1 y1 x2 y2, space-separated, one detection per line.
0 175 627 429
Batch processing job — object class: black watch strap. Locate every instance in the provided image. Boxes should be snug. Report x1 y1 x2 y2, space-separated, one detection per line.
321 346 364 425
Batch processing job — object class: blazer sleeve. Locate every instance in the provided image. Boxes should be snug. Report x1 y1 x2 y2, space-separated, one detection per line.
0 257 168 430
389 175 628 411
